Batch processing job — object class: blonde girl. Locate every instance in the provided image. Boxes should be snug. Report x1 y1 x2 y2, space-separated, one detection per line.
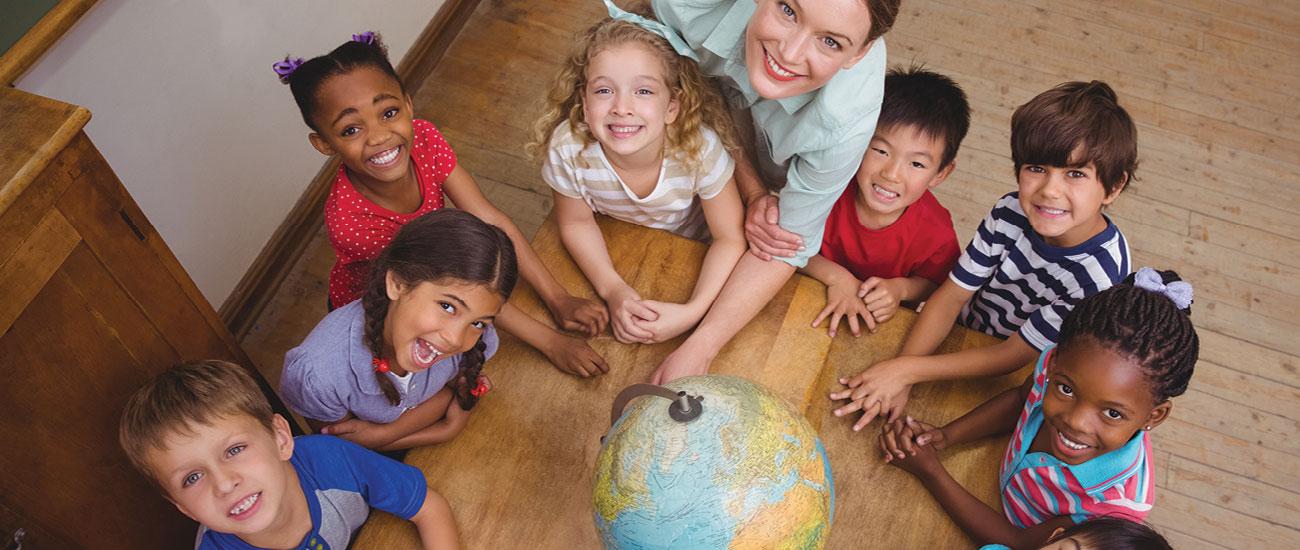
530 1 746 344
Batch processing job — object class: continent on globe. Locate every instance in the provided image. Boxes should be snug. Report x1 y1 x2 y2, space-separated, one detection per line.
594 375 834 550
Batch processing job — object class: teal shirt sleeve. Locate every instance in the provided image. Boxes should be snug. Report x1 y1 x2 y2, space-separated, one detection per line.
776 132 873 267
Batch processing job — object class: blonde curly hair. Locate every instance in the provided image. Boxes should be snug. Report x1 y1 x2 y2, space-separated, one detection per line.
528 12 737 173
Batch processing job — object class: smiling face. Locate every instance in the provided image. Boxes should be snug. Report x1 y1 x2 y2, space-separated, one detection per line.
582 42 679 164
148 414 301 544
743 0 875 99
307 66 416 193
1037 337 1170 465
382 276 505 376
1017 148 1123 248
855 123 954 228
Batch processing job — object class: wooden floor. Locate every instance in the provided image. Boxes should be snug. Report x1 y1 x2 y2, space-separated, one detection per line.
240 1 1300 548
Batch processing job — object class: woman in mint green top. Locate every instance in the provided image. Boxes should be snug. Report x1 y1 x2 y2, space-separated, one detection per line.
653 0 891 266
647 0 901 383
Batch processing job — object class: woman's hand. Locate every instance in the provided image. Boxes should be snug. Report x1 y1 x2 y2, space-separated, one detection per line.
743 195 802 260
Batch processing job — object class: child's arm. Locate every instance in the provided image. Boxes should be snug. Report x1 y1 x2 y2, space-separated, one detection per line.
410 488 460 550
442 165 609 337
801 255 870 337
906 376 1034 453
496 303 608 377
553 192 657 344
639 180 747 343
321 388 466 450
880 418 1071 548
829 278 970 424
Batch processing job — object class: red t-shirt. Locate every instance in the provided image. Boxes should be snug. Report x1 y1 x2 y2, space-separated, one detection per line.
818 178 960 286
325 119 457 307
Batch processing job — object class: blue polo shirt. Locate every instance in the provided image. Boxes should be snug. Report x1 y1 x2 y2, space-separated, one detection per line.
196 435 426 549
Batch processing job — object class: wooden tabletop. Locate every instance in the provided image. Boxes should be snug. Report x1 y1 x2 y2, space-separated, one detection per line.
353 214 1029 549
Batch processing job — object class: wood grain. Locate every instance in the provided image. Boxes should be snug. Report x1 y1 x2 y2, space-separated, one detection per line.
352 215 1022 549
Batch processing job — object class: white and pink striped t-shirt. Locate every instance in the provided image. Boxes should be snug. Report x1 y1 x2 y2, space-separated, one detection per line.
999 347 1155 526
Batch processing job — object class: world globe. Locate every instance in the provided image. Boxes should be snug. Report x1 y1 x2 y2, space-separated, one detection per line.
593 375 834 549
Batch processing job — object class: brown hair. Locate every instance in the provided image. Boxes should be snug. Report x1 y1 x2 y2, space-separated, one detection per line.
528 9 737 172
118 360 274 487
362 209 518 410
1011 80 1138 196
865 0 902 44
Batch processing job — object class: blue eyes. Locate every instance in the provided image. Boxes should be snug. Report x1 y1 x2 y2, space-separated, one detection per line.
780 2 794 17
822 37 840 50
180 445 246 488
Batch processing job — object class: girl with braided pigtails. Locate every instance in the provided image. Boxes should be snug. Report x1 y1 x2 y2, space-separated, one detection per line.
877 267 1198 549
281 209 517 451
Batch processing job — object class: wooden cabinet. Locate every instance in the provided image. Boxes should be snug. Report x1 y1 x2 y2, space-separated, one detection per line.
0 87 295 548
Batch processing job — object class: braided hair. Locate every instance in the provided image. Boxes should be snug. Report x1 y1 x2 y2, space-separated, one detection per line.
277 32 404 131
1057 269 1198 402
361 209 518 409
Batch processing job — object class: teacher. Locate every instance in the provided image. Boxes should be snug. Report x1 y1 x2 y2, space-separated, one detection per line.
648 0 901 383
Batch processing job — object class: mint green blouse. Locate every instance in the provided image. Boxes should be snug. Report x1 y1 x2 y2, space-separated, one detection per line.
653 0 887 267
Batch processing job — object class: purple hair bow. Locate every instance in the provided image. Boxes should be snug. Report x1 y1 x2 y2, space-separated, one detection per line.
273 56 305 83
352 31 377 45
1133 267 1193 310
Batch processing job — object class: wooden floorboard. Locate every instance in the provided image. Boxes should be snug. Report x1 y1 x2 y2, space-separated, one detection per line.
240 1 1300 547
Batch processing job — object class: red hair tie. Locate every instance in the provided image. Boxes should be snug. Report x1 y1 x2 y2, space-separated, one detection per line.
372 357 390 374
470 376 490 397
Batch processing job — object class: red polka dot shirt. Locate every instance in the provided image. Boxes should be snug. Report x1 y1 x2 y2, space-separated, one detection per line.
325 119 457 307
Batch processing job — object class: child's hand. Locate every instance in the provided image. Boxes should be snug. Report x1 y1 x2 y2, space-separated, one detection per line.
880 417 942 477
322 417 390 448
543 333 609 377
606 286 657 344
913 420 949 451
636 300 702 343
859 277 904 325
812 277 874 337
828 358 915 430
744 195 802 260
649 347 710 385
548 293 608 338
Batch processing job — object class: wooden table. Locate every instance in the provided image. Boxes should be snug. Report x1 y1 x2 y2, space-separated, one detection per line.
354 214 1029 549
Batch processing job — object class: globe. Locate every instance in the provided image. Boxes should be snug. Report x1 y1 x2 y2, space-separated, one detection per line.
593 375 834 549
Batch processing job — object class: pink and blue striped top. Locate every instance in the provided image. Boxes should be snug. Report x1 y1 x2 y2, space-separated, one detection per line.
999 347 1154 526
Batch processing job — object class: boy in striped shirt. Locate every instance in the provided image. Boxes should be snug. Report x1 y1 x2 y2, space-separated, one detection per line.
831 81 1137 429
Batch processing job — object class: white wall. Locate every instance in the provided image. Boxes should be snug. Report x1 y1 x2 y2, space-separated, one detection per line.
17 0 445 306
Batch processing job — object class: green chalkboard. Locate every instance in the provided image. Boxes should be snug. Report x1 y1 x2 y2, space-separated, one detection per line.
1 0 61 54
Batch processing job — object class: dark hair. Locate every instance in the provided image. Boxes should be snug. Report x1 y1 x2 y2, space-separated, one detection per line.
876 65 971 169
278 32 403 130
1048 517 1172 550
864 0 902 44
1057 269 1198 402
1011 80 1138 196
361 209 518 409
119 360 274 488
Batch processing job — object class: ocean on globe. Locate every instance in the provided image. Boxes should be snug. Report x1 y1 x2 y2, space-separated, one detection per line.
593 375 834 549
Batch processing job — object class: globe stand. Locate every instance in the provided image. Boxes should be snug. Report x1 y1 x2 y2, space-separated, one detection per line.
604 384 705 442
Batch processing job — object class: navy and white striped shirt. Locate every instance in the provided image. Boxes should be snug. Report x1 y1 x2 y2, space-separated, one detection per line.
950 193 1130 351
